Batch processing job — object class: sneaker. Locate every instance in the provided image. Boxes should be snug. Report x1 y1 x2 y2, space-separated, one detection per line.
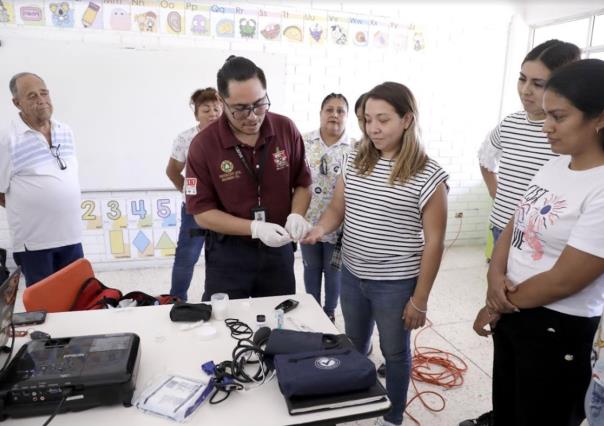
375 417 399 426
377 363 386 378
459 410 493 426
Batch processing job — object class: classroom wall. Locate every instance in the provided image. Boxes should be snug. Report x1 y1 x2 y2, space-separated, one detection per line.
0 1 519 270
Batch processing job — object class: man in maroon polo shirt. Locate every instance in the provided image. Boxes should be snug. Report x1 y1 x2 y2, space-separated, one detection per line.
185 56 312 301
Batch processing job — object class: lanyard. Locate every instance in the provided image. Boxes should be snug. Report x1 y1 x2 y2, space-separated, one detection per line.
234 142 269 206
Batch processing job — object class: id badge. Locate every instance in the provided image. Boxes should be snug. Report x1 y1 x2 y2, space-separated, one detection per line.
251 207 267 222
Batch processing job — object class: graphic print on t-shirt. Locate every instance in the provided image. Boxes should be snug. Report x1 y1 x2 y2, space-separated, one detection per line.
513 184 567 261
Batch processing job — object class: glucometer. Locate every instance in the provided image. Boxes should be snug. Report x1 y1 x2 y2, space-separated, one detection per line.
274 299 299 314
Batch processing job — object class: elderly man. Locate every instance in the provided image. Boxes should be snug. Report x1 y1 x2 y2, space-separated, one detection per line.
0 73 83 286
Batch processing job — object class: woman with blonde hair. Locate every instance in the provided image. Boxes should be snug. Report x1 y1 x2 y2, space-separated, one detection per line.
303 81 448 426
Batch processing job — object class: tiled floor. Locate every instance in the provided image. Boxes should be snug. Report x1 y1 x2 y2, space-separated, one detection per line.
14 244 493 426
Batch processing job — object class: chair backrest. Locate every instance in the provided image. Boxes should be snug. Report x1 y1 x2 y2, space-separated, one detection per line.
23 258 95 313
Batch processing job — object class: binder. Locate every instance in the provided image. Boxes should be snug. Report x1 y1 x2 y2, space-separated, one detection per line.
285 380 389 415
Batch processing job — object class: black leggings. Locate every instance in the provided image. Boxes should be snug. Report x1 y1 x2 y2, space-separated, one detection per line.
492 307 598 426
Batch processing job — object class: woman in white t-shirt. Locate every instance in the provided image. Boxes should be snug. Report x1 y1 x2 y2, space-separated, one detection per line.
166 88 222 301
303 82 448 426
474 59 604 426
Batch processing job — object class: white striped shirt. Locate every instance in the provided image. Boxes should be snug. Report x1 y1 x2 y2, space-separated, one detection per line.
478 111 557 230
341 151 448 280
0 115 81 251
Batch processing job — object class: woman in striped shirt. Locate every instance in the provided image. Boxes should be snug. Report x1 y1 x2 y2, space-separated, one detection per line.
463 39 580 426
478 40 580 248
303 82 448 426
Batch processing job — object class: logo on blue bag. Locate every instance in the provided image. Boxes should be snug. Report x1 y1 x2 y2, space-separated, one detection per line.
314 356 340 370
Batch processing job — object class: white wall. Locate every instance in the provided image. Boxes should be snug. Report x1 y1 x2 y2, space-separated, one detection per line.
0 1 520 269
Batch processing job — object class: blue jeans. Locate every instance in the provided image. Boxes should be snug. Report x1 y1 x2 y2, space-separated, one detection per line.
300 242 341 316
586 379 604 426
13 243 84 287
170 203 204 301
340 265 416 425
491 225 503 242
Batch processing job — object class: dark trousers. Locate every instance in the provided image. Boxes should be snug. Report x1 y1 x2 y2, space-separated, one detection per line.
201 233 295 301
493 307 598 426
13 243 84 287
170 204 204 301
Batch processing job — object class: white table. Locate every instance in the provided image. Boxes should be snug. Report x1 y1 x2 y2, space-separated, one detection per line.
5 293 390 425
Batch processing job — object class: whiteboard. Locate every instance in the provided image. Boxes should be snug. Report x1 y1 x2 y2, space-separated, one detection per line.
0 35 286 191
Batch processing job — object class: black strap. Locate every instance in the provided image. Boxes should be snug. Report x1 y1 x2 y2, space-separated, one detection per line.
234 142 270 206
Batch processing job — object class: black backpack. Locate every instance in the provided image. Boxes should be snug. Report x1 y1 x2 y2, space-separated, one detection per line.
0 248 9 283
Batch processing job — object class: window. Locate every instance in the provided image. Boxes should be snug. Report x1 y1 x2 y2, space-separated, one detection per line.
592 14 604 46
531 11 604 58
533 18 590 48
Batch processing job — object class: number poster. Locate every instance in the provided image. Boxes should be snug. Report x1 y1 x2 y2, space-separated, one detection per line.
81 194 181 260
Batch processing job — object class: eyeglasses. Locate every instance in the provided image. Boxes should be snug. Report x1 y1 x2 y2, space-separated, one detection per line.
50 144 67 170
224 95 271 120
320 154 328 176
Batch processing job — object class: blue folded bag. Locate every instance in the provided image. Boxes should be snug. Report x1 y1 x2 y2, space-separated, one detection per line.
274 348 376 397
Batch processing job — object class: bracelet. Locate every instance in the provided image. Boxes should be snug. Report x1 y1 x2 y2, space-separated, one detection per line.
409 297 427 314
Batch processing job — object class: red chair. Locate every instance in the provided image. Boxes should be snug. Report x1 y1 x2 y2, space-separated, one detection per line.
23 258 94 313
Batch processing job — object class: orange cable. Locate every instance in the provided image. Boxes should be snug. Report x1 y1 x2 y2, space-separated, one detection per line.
403 319 468 425
403 214 467 425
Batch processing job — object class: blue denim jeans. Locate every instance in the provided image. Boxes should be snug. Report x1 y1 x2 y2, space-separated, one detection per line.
13 243 84 287
586 379 604 426
300 242 341 316
170 203 204 301
340 265 417 425
491 225 503 243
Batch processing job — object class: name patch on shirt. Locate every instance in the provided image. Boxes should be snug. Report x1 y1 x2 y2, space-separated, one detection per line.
272 147 289 171
184 178 197 195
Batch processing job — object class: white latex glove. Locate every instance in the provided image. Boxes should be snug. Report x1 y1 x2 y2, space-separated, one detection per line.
285 213 312 242
251 220 292 247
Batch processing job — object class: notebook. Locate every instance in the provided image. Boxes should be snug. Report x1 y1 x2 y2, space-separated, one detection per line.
285 380 389 415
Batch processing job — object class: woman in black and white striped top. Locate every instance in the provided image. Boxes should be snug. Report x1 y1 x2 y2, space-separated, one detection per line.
478 40 580 242
462 39 580 426
303 82 448 426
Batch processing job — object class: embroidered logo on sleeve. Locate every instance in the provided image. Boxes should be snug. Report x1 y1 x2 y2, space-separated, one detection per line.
184 177 197 195
272 147 289 171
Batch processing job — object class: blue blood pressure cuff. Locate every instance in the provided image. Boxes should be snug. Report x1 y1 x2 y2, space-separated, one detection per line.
264 329 354 355
274 348 376 397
